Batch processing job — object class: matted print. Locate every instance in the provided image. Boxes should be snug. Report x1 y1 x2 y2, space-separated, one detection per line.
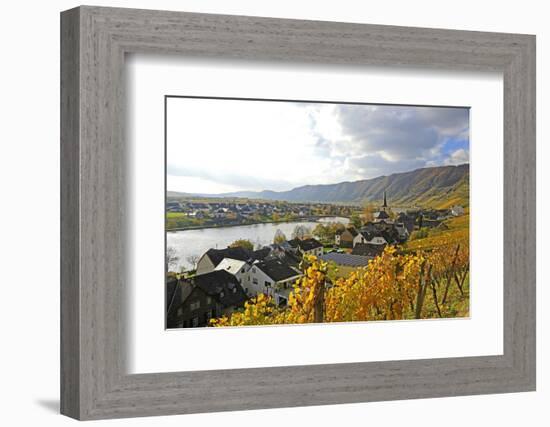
165 97 470 329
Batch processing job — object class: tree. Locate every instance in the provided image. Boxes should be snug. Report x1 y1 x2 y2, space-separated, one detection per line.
186 254 200 271
166 246 179 272
362 205 376 223
273 229 287 244
291 225 311 240
211 240 470 327
350 213 362 229
229 239 254 251
313 223 344 244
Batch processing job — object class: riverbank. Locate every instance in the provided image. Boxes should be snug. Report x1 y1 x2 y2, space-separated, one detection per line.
166 215 350 232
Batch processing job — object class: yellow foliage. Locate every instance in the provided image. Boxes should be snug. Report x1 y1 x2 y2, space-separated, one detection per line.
210 239 469 327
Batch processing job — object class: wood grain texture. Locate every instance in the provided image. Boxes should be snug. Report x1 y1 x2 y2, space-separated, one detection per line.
60 5 536 420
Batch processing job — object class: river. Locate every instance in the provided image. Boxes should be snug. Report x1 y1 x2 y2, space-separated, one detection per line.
167 216 350 272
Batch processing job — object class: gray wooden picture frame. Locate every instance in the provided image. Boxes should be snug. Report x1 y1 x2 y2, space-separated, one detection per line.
60 5 536 420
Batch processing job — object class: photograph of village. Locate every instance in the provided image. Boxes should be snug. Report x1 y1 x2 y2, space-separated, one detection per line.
165 97 470 329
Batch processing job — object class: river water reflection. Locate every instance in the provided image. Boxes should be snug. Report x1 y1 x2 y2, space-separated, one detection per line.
167 216 349 271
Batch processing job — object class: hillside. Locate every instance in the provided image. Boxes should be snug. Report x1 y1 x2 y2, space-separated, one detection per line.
211 164 469 208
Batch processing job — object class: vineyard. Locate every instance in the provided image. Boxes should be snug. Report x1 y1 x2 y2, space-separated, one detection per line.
210 231 470 327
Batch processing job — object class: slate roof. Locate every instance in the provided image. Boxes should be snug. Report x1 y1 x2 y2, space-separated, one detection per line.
358 227 399 244
191 270 248 308
351 243 386 257
265 250 302 267
255 258 303 282
251 247 271 261
374 210 390 220
204 247 252 267
336 227 358 237
287 238 323 252
166 277 194 327
166 276 179 310
320 253 372 267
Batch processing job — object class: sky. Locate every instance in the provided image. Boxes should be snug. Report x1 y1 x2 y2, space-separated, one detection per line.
166 97 469 194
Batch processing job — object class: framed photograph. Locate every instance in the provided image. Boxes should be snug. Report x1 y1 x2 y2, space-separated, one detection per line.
61 6 536 420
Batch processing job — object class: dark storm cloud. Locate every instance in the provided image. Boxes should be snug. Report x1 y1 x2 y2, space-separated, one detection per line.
335 104 469 161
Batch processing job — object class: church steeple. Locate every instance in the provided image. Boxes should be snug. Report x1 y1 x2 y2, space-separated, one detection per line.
382 191 388 209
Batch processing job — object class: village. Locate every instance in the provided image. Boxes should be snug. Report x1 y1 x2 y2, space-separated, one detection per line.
166 192 465 328
166 198 360 230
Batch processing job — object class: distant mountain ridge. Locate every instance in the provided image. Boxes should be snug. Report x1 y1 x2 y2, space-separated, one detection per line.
169 164 469 208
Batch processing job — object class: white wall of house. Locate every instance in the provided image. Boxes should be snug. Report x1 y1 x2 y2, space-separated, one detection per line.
303 247 323 257
368 236 388 245
243 264 302 302
353 233 388 247
196 254 216 275
243 265 274 296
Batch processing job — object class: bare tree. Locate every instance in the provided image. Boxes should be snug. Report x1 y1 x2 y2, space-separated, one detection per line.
166 246 179 272
291 225 311 240
186 254 200 271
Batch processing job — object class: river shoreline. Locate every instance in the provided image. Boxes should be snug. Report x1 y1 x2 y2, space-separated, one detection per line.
166 215 350 232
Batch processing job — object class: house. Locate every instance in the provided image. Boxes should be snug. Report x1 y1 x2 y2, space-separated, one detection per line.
353 230 388 247
166 277 195 328
335 227 358 248
214 258 250 284
423 219 443 228
173 270 248 328
396 212 416 233
166 201 183 212
394 222 409 241
213 207 228 219
319 253 372 278
373 191 391 223
287 238 324 257
451 205 465 216
351 243 386 257
245 258 303 306
196 246 253 275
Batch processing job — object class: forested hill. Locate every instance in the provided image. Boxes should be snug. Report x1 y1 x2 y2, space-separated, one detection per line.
215 164 469 208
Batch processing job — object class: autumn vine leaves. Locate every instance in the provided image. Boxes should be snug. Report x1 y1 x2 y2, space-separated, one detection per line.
210 238 469 327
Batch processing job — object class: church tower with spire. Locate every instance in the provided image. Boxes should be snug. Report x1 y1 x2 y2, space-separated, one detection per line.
373 190 390 222
382 190 388 211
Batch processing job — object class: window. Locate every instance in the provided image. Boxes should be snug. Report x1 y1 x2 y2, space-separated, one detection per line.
232 287 237 294
191 317 199 327
253 278 258 285
189 300 200 310
220 291 224 298
206 296 212 305
265 281 271 287
252 268 256 273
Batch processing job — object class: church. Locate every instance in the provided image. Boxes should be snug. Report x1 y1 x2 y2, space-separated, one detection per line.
373 191 391 223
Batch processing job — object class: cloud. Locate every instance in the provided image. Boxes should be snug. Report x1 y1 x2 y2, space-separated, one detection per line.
334 105 468 160
347 154 427 179
166 98 470 193
167 163 297 193
444 148 470 165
